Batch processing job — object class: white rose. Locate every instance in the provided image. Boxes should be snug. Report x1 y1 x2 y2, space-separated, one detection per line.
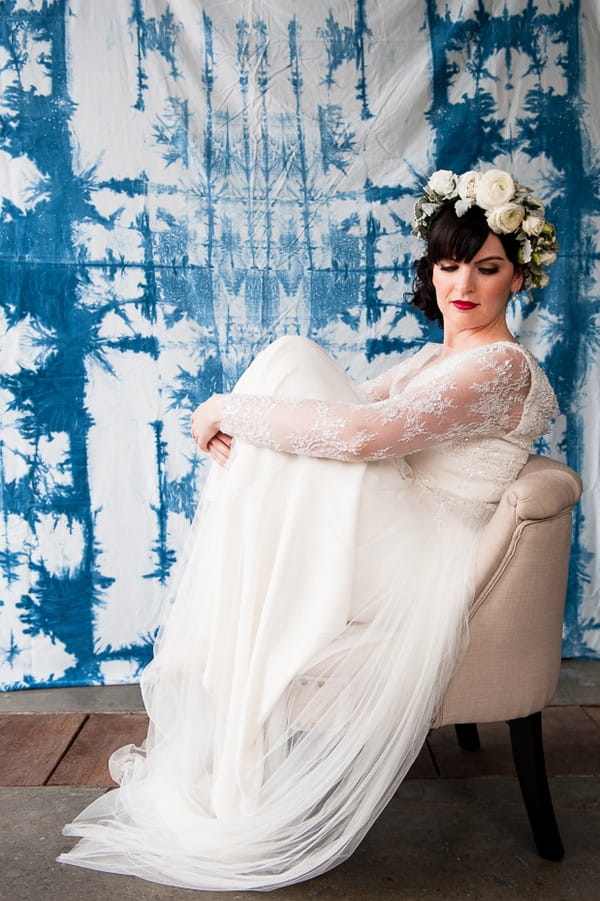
537 249 557 265
454 199 473 217
427 169 457 199
486 202 524 234
457 170 479 201
535 271 550 288
522 215 545 236
475 169 516 210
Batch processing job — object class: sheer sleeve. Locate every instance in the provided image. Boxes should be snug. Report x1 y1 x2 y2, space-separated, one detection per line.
220 344 533 463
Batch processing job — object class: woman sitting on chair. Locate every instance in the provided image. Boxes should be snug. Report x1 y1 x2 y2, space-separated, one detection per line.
58 167 559 891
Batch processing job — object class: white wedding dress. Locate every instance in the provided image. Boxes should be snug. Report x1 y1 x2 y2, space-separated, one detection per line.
58 336 558 891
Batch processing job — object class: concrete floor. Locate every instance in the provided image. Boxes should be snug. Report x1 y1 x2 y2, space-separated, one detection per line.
1 661 599 901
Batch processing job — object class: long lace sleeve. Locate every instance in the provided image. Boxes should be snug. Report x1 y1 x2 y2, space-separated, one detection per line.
220 344 535 463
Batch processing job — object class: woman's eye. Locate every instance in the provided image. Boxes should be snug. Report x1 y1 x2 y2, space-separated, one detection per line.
438 264 458 272
478 267 499 275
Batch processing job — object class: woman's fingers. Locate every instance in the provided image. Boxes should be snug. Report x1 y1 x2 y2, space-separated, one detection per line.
208 434 232 466
209 446 227 466
211 434 231 455
215 431 232 450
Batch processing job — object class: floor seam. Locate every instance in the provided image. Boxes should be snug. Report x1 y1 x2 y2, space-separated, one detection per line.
43 713 90 785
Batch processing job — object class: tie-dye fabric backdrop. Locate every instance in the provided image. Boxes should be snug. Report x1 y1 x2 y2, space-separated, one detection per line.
1 0 598 690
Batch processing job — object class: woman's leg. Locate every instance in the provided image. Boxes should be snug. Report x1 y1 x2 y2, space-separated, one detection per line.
144 336 369 816
233 335 363 403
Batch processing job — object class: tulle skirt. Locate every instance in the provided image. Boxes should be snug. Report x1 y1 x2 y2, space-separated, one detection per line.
57 336 480 891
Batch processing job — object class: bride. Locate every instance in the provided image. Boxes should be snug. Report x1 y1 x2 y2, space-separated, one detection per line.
58 167 559 891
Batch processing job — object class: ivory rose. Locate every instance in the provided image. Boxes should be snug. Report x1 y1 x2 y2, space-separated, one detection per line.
522 215 545 236
537 249 558 265
456 170 479 201
427 169 456 199
475 169 516 210
486 202 524 234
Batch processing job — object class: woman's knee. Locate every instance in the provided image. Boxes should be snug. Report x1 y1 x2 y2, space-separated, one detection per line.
265 335 320 357
250 335 326 373
235 335 315 393
236 334 357 401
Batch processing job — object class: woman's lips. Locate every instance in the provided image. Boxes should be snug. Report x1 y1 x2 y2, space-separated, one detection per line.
451 301 478 310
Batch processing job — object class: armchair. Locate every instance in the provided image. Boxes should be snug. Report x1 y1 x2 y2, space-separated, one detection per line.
433 454 583 861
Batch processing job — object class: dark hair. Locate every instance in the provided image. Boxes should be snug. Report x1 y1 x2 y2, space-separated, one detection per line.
410 204 521 327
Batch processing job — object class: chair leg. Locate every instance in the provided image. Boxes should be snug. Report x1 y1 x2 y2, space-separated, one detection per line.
508 711 564 861
455 723 481 751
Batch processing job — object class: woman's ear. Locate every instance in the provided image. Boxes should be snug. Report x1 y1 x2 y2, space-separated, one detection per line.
511 266 524 294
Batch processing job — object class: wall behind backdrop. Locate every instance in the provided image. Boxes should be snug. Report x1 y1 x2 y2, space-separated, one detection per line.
0 0 598 690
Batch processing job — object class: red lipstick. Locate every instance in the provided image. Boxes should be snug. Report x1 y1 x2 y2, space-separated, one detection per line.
451 301 478 310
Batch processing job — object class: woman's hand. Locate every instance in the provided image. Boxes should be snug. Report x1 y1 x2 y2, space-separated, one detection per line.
191 395 232 465
207 431 232 466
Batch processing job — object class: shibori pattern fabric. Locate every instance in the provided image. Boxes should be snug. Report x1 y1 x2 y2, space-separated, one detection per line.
0 0 598 691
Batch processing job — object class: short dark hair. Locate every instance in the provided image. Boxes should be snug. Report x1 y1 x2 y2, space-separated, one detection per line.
410 204 521 327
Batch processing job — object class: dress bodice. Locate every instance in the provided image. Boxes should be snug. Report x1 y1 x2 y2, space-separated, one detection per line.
397 343 559 518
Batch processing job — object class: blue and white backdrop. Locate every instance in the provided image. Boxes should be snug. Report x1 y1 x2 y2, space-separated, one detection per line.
0 0 598 690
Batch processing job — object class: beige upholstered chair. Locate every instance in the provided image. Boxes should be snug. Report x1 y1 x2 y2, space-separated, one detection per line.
433 454 582 861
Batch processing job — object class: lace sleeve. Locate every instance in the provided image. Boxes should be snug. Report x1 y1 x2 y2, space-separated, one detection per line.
220 344 534 463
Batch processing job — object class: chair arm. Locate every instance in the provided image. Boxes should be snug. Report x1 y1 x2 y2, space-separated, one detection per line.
505 455 582 519
474 456 582 595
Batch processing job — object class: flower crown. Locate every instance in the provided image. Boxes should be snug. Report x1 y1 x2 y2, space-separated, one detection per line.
412 168 558 289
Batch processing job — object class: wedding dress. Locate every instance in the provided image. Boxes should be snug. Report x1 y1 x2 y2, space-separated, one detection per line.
58 335 558 891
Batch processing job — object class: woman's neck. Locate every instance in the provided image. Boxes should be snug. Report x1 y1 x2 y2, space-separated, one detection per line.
441 323 517 356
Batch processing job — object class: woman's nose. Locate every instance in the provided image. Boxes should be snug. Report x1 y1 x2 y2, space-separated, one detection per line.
455 265 474 294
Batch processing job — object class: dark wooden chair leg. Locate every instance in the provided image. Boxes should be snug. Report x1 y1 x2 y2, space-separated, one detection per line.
508 711 564 861
455 722 480 751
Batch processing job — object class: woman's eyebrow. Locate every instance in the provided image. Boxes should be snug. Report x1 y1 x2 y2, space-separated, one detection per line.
472 255 505 263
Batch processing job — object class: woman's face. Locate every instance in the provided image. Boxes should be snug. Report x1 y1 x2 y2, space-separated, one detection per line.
431 232 523 331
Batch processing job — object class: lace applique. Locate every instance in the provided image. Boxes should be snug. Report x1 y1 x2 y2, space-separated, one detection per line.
220 343 558 464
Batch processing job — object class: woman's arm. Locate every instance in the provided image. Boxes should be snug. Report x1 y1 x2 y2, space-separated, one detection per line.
192 345 535 463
